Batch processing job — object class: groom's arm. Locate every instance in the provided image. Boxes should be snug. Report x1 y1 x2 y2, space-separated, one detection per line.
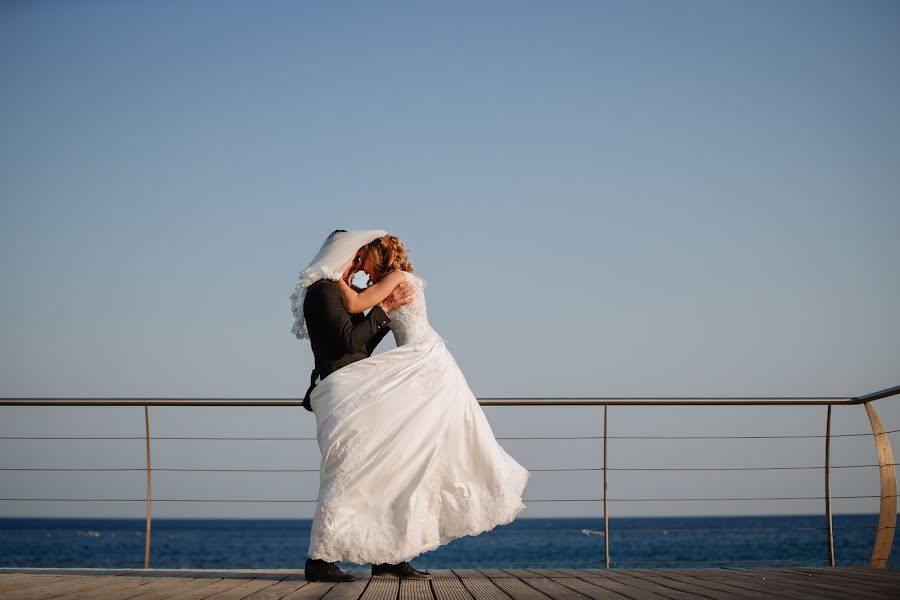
364 304 391 355
316 282 391 354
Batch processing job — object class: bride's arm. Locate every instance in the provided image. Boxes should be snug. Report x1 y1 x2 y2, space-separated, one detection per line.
337 271 407 313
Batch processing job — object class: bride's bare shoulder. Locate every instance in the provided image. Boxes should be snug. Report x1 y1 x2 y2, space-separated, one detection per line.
386 270 427 289
376 270 408 290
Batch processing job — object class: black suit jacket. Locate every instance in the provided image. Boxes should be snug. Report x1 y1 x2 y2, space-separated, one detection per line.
301 279 392 412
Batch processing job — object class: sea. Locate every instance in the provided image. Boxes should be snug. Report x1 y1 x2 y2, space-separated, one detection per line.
2 515 898 571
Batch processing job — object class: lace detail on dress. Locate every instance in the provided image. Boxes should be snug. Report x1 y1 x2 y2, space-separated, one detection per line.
309 362 393 562
454 447 529 541
389 272 439 347
413 363 446 401
308 426 369 559
425 419 530 546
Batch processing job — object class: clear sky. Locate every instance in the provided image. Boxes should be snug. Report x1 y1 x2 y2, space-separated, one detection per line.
1 1 898 520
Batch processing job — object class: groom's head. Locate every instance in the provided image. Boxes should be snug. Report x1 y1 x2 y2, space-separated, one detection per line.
325 229 365 275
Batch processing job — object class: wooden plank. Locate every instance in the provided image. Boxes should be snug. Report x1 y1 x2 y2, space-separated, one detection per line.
523 569 581 578
591 570 719 600
72 576 201 600
731 566 900 593
489 577 555 600
128 576 230 599
0 574 73 585
236 574 309 600
499 569 544 579
346 567 370 580
0 575 92 593
34 577 154 600
731 568 900 598
825 567 900 580
780 566 900 587
548 576 659 600
399 578 432 600
179 576 283 600
515 577 596 600
646 570 803 600
533 570 605 578
567 573 673 600
281 581 338 600
458 575 513 600
2 575 155 600
711 569 869 600
361 576 399 600
476 570 515 578
431 572 474 600
189 577 277 600
451 570 485 579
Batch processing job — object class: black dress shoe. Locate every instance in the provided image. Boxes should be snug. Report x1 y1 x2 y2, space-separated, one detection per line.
305 557 355 582
371 561 432 579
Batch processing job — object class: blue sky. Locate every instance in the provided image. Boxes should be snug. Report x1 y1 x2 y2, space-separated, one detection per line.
1 1 898 519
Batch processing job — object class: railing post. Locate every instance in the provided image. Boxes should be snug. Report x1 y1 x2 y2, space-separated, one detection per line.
863 401 897 568
144 404 153 569
603 404 610 569
825 405 835 567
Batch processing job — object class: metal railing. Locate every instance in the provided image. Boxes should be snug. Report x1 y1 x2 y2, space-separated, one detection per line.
0 384 897 569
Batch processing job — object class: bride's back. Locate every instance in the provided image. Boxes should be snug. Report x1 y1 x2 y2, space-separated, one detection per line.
388 271 435 346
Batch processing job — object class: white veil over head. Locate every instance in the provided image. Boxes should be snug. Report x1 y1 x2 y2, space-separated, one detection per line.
290 229 388 340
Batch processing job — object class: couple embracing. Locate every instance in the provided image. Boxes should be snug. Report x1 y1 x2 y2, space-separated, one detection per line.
290 229 530 582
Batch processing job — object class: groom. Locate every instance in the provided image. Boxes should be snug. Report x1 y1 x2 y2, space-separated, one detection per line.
302 231 432 582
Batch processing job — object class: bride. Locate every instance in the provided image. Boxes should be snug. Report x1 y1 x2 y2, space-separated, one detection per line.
306 233 530 571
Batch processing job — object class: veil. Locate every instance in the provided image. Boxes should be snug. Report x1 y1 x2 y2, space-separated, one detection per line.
290 229 387 340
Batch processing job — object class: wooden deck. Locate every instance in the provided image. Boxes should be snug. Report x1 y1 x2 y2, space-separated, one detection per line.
0 567 898 599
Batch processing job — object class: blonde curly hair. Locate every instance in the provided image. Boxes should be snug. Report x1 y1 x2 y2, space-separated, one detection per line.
360 234 414 283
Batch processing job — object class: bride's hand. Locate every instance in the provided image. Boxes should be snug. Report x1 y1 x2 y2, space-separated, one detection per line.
380 281 415 312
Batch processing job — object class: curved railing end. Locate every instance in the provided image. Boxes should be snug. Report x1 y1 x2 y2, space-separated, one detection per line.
851 385 900 405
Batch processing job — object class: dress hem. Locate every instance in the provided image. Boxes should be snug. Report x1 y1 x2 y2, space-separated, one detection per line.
309 467 531 565
309 500 528 565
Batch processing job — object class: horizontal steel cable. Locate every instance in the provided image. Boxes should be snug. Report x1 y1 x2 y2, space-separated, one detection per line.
0 467 140 471
608 432 897 439
607 495 893 502
0 436 319 440
393 560 611 566
0 525 878 535
148 559 610 566
3 429 897 440
2 494 894 502
0 559 606 567
0 466 602 472
607 557 833 565
1 463 892 472
0 528 593 535
0 560 151 566
601 463 884 471
0 557 883 567
0 558 886 568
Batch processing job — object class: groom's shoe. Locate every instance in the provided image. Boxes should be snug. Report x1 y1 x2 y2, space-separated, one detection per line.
305 557 355 582
371 561 432 579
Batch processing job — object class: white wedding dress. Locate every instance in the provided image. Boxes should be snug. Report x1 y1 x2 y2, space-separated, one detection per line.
307 271 530 565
